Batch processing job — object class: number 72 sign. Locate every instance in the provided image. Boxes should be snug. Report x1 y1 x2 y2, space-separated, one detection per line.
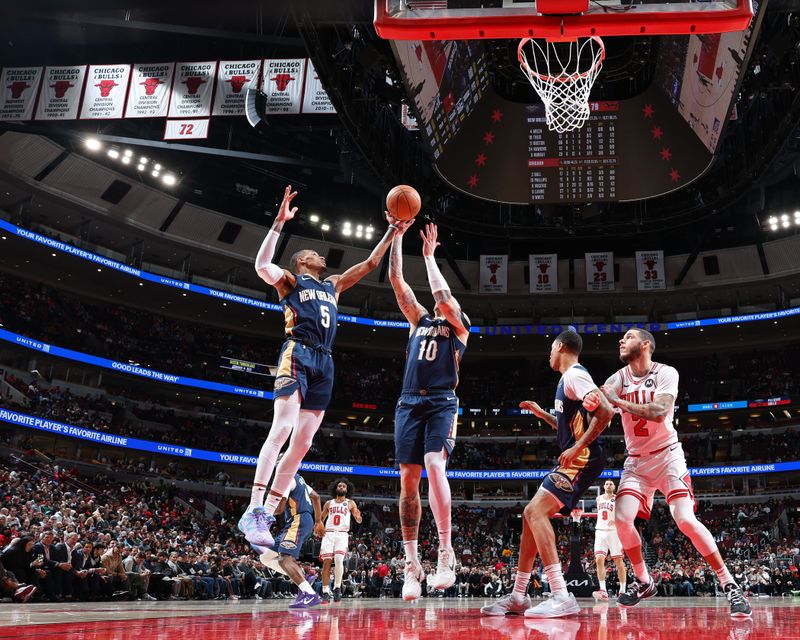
164 118 210 140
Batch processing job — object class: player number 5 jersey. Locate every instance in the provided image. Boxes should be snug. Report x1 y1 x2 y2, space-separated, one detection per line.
280 274 338 350
325 499 351 532
596 495 616 531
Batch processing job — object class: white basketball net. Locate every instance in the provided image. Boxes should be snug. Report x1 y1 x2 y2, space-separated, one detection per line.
518 36 605 133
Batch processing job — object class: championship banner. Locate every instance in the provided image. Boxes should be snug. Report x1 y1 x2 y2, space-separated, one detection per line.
125 62 174 118
635 250 666 291
213 60 261 116
529 254 558 293
300 61 335 114
79 64 130 119
34 65 86 120
168 61 217 118
480 255 508 294
262 58 306 114
585 252 615 292
0 66 42 120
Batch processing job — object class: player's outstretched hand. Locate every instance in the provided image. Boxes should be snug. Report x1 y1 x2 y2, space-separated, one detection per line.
420 222 440 257
582 390 601 412
559 445 581 468
277 185 299 222
519 400 553 425
314 521 325 539
600 385 620 406
385 211 415 235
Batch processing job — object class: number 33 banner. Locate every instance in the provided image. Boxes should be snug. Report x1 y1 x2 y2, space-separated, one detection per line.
585 252 614 292
635 250 666 291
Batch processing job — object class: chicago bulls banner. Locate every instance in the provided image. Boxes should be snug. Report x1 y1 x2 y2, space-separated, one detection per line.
301 61 335 114
35 66 86 120
168 61 217 118
529 254 558 294
0 66 42 120
263 59 306 114
125 62 174 118
80 64 130 119
213 60 261 116
480 255 508 294
635 250 666 291
585 252 615 292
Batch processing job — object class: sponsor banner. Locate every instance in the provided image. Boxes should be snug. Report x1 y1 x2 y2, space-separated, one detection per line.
213 59 261 116
263 58 306 114
0 66 42 120
585 251 615 292
3 217 800 335
480 255 508 294
0 327 271 401
301 61 335 114
529 254 558 293
35 65 86 120
168 61 217 118
164 118 210 140
688 396 792 412
125 62 174 118
79 64 131 119
635 250 666 291
1 408 797 478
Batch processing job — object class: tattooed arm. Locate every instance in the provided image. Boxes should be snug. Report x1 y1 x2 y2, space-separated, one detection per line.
601 385 674 423
388 225 427 327
558 390 614 467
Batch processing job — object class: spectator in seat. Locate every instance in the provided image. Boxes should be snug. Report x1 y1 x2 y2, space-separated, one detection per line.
31 531 72 601
1 537 43 597
71 541 105 600
0 557 36 603
122 547 155 600
101 542 131 598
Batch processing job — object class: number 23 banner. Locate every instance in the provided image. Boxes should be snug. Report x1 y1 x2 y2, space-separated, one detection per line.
635 250 666 291
585 252 614 292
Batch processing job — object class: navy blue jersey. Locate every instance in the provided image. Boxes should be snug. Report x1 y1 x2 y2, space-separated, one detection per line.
284 474 314 518
281 274 337 349
554 364 603 459
401 314 468 393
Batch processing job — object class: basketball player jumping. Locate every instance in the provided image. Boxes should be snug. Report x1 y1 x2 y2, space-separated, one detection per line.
592 480 626 600
388 222 469 601
318 478 362 603
239 186 410 546
482 329 613 618
600 328 751 617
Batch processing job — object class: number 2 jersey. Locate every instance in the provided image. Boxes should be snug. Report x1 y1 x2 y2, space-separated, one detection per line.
606 362 680 456
324 499 352 533
401 314 468 394
280 274 337 350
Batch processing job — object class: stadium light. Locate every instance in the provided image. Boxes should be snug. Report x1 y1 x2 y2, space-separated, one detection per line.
767 216 777 225
770 224 778 231
154 163 162 171
152 170 160 177
355 230 363 238
123 149 133 157
781 214 789 222
783 220 791 228
137 164 145 171
309 214 319 223
321 223 330 231
342 228 352 237
140 157 148 164
121 156 131 165
85 138 102 151
162 174 176 186
107 149 119 159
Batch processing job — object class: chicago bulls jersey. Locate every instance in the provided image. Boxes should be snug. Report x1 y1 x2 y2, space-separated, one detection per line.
324 499 351 533
596 495 616 531
608 362 680 456
280 274 338 350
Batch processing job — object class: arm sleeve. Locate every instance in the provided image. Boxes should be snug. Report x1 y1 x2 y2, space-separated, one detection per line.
563 367 599 402
424 256 450 294
657 365 680 398
254 230 285 285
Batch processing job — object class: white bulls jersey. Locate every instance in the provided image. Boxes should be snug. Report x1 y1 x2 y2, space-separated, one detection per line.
608 362 680 457
596 495 616 531
324 499 352 533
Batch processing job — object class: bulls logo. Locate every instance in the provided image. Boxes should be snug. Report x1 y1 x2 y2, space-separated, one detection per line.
140 77 162 96
183 76 206 94
548 472 574 493
8 81 30 99
644 259 657 270
51 81 74 98
537 263 550 274
594 261 606 273
227 75 249 93
96 79 119 97
271 73 295 91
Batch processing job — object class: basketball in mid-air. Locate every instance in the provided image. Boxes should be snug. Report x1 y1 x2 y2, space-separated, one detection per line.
386 185 421 221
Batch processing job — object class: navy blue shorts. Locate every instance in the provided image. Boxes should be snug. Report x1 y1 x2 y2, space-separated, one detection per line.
540 451 606 516
270 512 314 559
394 392 459 466
273 340 334 411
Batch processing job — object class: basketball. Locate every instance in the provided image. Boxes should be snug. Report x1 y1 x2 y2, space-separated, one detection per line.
386 185 421 221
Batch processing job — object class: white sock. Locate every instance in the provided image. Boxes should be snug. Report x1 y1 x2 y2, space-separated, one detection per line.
404 540 419 564
299 581 315 595
620 580 627 593
632 561 651 584
424 451 452 551
323 585 330 594
544 563 567 597
513 571 531 600
599 579 606 591
714 565 735 587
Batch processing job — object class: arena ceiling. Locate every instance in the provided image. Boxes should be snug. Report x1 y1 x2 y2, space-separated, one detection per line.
1 0 800 260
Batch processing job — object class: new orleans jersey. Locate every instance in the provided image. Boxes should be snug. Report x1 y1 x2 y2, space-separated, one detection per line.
281 274 337 350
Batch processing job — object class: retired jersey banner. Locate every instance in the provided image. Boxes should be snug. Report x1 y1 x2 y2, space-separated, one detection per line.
168 61 216 118
480 255 508 294
585 252 615 292
79 64 130 119
529 254 558 293
263 58 306 114
35 66 85 120
301 61 335 114
213 60 261 116
0 66 42 120
125 62 174 118
635 250 666 291
164 118 210 140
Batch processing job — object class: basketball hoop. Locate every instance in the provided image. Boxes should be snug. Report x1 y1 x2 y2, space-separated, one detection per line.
517 36 605 133
570 508 584 524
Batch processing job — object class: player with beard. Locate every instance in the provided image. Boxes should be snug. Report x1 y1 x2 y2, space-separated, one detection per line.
592 480 626 600
600 328 751 617
239 185 411 547
318 478 362 602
